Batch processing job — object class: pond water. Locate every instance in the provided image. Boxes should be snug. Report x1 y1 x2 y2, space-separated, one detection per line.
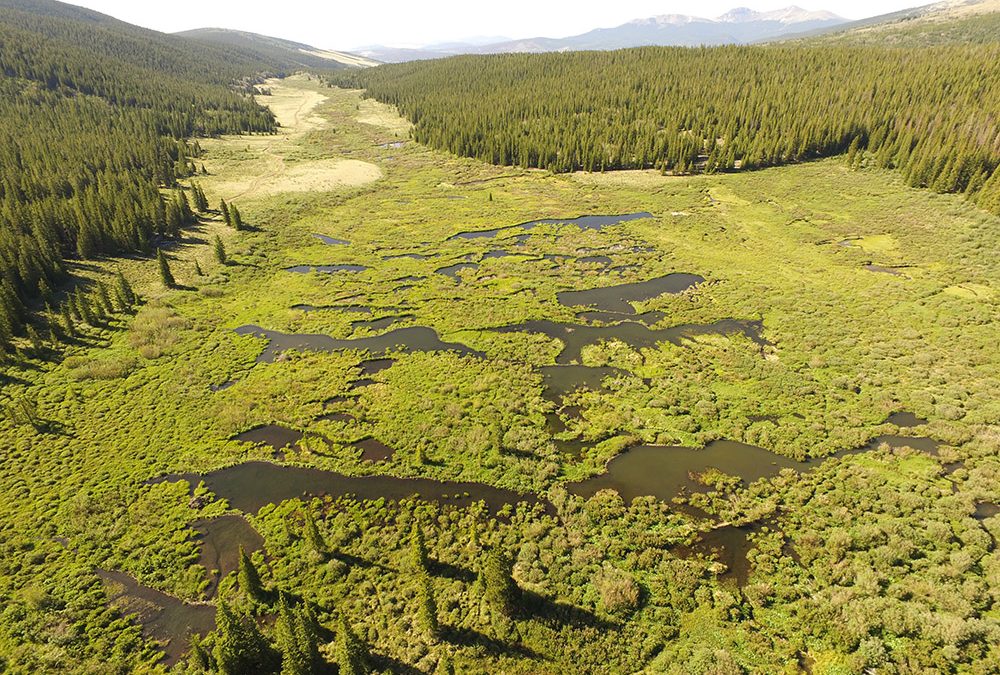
975 502 999 521
436 262 479 279
285 264 369 274
312 234 350 246
539 365 622 402
96 570 216 666
158 462 543 515
192 515 264 598
577 255 613 266
449 212 655 240
494 318 764 364
234 425 303 452
886 411 927 427
556 273 705 314
675 523 767 587
359 358 395 376
235 325 482 363
568 434 942 504
356 438 396 462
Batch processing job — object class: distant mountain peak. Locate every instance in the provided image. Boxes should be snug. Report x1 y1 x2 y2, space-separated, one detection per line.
718 6 843 23
628 14 704 26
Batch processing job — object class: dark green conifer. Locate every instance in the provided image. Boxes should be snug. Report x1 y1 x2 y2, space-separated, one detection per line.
213 235 227 265
157 249 175 287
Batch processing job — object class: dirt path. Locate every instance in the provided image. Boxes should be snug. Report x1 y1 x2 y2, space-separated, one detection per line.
198 75 382 202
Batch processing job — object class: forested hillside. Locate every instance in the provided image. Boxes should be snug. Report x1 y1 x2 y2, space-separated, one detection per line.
334 44 1000 214
0 0 283 353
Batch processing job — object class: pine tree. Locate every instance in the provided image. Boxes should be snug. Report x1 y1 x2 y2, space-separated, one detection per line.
213 600 276 675
231 205 245 231
157 249 176 288
115 271 136 309
75 288 96 326
410 524 428 572
481 547 517 619
61 302 76 338
238 545 266 603
220 199 231 225
303 511 328 559
275 594 321 675
96 281 114 315
194 259 204 276
334 615 369 675
434 654 455 675
214 235 227 265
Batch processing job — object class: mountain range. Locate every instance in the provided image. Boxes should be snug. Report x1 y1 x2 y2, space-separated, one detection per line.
356 6 848 62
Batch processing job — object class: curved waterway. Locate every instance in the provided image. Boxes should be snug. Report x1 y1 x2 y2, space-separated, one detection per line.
495 319 765 364
96 570 215 666
557 273 704 314
193 515 263 598
448 212 654 240
235 325 482 363
568 433 941 503
155 461 545 515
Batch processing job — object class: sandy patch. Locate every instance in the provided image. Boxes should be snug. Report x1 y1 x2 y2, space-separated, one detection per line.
259 76 328 134
356 97 413 135
211 158 382 199
199 78 383 201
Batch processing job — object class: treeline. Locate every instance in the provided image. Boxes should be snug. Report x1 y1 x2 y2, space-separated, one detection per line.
0 1 278 350
332 44 1000 213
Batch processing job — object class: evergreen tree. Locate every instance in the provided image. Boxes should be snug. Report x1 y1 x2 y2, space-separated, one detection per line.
220 199 231 226
334 615 369 675
434 654 455 675
213 600 276 675
231 205 245 231
410 524 428 572
25 324 44 355
275 594 321 675
96 281 115 315
194 259 204 276
157 249 175 288
214 235 227 265
75 288 96 326
481 547 517 619
303 511 328 559
238 545 267 603
60 302 76 338
115 271 136 309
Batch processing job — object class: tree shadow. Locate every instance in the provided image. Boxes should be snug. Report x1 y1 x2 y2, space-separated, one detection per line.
429 559 476 583
520 590 616 630
369 653 423 675
441 625 542 659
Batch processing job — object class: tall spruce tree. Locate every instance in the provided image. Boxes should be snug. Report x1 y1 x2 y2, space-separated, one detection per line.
157 249 176 288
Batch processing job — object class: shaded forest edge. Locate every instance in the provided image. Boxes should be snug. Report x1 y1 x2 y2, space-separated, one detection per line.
332 43 1000 215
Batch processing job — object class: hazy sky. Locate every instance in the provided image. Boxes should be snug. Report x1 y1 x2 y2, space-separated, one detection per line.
69 0 925 49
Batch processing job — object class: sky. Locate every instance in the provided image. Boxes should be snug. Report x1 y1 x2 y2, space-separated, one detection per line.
68 0 927 49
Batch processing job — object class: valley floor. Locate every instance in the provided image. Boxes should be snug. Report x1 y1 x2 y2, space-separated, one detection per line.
1 76 999 673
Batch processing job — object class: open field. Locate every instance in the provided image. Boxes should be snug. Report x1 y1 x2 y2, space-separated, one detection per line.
2 76 999 673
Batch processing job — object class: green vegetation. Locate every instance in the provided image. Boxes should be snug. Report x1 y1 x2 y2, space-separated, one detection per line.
2 2 1000 672
0 72 997 673
333 44 1000 217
